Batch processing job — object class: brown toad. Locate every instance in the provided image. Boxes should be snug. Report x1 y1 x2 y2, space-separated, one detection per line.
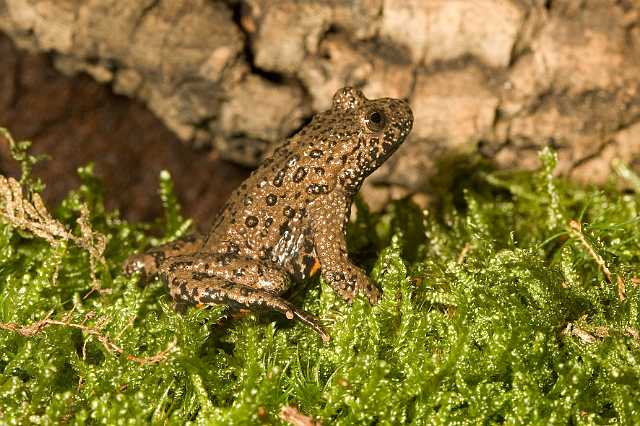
124 87 413 341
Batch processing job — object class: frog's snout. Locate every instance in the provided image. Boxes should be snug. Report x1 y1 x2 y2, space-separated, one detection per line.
392 98 414 138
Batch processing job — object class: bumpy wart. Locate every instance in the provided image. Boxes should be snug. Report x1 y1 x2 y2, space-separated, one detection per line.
124 87 413 342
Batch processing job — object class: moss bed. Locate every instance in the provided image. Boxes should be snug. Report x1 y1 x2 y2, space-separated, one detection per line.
1 129 640 424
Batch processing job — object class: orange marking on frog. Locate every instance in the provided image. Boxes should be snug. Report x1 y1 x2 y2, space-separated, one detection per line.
309 258 321 277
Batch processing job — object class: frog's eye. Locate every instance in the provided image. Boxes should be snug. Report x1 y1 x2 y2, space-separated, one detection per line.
365 110 386 132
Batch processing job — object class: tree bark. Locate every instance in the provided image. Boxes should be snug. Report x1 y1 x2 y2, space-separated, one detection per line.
1 0 639 208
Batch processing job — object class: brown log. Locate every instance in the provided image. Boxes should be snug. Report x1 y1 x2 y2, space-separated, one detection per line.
1 0 639 211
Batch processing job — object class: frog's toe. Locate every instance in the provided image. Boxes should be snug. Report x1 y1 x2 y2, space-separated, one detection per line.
123 253 159 279
123 255 143 276
367 285 382 304
291 309 331 342
359 278 381 304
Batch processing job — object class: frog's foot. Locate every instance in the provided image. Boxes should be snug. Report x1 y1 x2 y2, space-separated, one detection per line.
326 268 381 305
123 252 163 279
164 268 330 342
123 234 205 279
289 308 331 343
357 275 381 304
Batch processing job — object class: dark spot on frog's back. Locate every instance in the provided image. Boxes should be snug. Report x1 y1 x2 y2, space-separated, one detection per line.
293 167 308 183
245 216 258 228
273 170 285 187
283 206 295 218
309 149 323 158
287 154 299 167
307 184 329 195
266 194 278 206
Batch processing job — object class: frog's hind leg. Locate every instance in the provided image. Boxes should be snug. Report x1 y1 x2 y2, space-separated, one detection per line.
162 254 330 342
123 234 205 279
184 277 330 342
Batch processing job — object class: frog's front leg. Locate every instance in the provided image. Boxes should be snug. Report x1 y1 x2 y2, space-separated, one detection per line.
161 253 330 342
123 233 205 279
308 189 381 304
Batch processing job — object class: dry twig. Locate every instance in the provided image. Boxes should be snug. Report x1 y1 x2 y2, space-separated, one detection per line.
567 220 628 301
456 242 472 264
568 220 612 283
0 175 107 290
0 316 176 365
562 322 640 345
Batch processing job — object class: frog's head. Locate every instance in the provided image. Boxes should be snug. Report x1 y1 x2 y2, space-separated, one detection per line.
329 87 413 193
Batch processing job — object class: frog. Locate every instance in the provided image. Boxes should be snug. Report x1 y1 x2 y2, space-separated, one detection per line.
124 87 413 342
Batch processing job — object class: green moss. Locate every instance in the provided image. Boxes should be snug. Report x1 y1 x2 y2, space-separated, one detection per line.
1 132 640 424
